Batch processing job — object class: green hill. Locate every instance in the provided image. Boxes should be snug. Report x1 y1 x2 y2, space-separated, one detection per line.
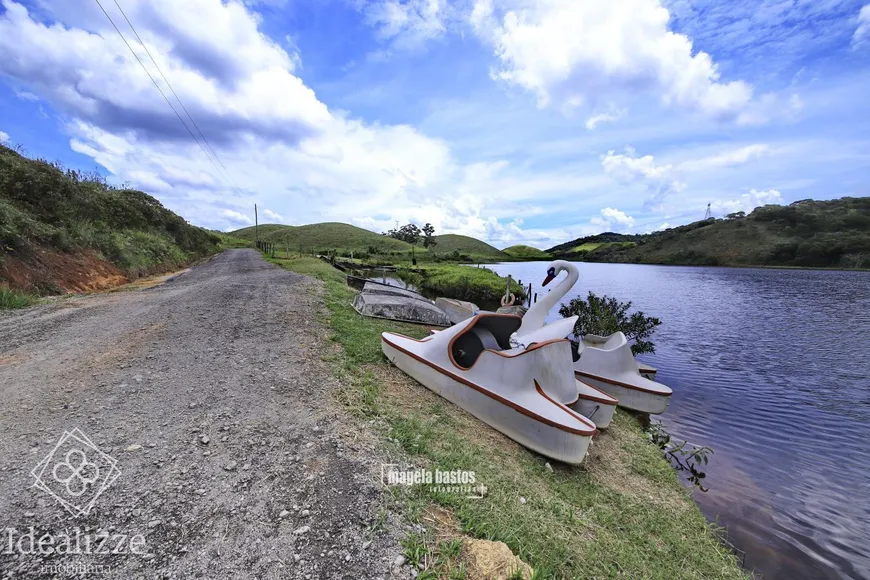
0 144 220 299
231 225 509 261
232 222 417 255
432 234 506 259
503 245 551 259
549 198 870 269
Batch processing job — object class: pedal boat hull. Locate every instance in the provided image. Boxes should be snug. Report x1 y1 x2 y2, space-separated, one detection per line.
381 314 596 464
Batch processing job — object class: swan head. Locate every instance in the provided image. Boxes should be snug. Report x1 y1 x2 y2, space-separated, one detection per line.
541 260 575 286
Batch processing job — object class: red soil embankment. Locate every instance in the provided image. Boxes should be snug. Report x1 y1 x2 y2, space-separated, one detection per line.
1 246 129 294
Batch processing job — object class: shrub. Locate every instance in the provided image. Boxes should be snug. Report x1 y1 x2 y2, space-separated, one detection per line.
558 291 661 355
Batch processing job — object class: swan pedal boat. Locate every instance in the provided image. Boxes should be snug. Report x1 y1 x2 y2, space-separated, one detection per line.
382 313 597 464
514 260 673 415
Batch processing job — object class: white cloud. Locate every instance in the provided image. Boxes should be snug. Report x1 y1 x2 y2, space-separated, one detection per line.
470 0 754 120
261 209 286 223
585 108 626 130
601 144 774 207
711 189 784 216
0 130 8 143
222 209 253 227
0 0 565 244
589 207 636 232
359 0 448 51
853 5 870 47
677 144 771 172
601 147 685 204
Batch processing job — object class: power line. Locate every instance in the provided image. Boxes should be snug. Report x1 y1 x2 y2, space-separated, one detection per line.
92 0 234 191
110 0 239 188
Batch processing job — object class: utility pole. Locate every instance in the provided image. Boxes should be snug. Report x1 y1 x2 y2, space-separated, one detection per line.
254 203 259 247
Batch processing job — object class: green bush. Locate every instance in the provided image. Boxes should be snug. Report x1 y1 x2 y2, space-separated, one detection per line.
398 265 526 303
559 291 662 355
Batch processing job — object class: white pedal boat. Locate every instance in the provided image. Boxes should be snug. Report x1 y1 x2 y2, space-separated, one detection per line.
575 333 671 415
381 313 597 464
513 260 672 415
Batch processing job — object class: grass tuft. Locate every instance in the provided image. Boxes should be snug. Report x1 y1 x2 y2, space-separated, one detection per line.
0 287 36 309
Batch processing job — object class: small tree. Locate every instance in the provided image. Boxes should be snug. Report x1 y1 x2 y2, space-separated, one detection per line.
558 291 661 355
385 223 422 245
422 223 436 248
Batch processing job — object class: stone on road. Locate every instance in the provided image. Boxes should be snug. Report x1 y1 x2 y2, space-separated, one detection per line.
0 249 404 579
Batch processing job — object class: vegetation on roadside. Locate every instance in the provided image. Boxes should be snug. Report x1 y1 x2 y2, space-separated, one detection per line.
0 287 36 310
0 144 220 294
269 253 747 580
559 291 663 355
548 198 870 269
397 264 526 306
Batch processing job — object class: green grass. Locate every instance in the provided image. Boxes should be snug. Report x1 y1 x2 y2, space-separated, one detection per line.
569 241 636 253
397 264 526 305
432 234 507 260
232 222 419 256
211 231 253 249
269 253 747 580
232 223 514 265
502 245 551 260
0 287 36 309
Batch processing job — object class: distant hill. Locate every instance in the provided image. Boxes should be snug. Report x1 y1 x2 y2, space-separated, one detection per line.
432 234 506 259
232 224 512 260
503 245 551 259
548 198 870 269
0 144 219 296
232 222 417 254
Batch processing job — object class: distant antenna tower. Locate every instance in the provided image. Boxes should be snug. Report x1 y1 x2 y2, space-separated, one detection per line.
704 203 712 220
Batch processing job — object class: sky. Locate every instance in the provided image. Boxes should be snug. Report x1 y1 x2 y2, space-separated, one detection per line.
0 0 868 249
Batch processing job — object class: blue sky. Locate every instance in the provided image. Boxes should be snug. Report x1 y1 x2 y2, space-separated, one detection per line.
0 0 868 248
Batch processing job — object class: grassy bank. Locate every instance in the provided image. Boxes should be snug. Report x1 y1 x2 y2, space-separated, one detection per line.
0 144 220 294
397 264 527 306
269 254 746 579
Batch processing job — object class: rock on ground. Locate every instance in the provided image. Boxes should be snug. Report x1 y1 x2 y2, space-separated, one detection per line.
464 538 534 580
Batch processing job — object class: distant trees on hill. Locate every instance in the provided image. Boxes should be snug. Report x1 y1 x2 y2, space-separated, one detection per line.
384 222 437 248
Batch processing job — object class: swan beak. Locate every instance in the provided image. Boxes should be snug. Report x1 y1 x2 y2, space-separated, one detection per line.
542 274 556 287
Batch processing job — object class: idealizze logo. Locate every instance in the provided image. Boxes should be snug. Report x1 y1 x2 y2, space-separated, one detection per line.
30 428 121 517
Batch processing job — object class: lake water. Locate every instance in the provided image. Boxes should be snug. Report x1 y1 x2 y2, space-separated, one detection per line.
484 262 870 580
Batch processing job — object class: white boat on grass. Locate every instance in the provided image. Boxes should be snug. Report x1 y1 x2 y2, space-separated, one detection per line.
572 379 618 429
574 333 671 414
514 260 672 415
381 313 597 464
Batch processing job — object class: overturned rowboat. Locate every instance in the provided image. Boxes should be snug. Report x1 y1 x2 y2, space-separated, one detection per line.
382 313 597 464
434 297 479 324
353 291 451 327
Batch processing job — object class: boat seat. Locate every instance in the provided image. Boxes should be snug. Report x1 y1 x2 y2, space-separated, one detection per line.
450 316 521 369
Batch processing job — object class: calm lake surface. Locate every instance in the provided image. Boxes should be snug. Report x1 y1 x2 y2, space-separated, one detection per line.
484 262 870 580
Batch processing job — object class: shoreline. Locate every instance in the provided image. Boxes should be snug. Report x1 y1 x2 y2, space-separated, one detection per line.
268 252 748 578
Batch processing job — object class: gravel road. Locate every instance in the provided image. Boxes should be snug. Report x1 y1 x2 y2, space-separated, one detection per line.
0 249 407 579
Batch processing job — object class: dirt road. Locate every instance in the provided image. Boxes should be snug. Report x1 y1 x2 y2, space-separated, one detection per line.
0 250 406 579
